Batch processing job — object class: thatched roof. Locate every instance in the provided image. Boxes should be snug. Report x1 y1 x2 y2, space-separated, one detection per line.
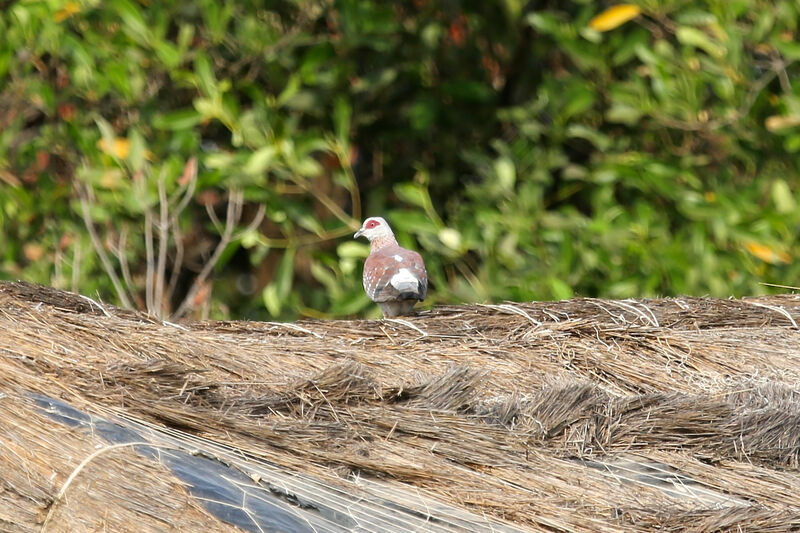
2 281 800 532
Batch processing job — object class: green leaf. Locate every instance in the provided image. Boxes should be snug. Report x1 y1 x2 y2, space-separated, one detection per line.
276 247 295 299
295 158 322 177
177 24 194 53
494 158 516 192
774 40 800 61
277 75 301 105
261 248 295 316
245 146 276 176
772 180 796 213
527 12 564 35
262 284 281 316
330 291 373 315
676 26 725 58
296 213 324 235
239 228 261 248
127 129 146 171
563 85 596 119
154 41 181 69
114 0 150 45
394 183 429 209
407 99 436 131
152 109 204 130
333 97 351 143
194 52 217 96
337 241 369 259
785 135 800 153
310 262 340 293
193 97 220 119
605 104 642 125
549 278 574 300
204 152 235 170
387 210 439 235
675 10 717 26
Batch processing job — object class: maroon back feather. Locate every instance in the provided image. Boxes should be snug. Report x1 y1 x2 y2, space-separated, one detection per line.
363 244 428 303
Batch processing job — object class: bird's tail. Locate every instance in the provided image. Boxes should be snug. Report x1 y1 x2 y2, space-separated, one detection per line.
397 291 423 301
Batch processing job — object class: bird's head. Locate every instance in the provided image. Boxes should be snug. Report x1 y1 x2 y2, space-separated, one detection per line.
354 216 394 242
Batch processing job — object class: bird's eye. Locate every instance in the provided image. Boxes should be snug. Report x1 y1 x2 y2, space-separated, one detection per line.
367 220 379 228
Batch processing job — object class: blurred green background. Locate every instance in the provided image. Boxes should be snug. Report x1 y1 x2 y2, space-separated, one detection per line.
1 0 799 320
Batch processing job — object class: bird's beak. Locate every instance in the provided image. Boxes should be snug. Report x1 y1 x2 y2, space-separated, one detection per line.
354 228 364 239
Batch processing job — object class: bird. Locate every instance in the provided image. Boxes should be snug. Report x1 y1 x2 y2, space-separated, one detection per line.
354 216 428 317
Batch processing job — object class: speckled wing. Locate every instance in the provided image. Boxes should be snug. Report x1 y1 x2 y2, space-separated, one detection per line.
362 246 427 303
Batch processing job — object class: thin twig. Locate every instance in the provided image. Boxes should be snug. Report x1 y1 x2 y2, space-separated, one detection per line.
233 204 267 240
166 158 198 304
255 225 357 249
70 240 81 293
759 282 800 291
205 202 223 233
166 218 184 306
144 203 155 314
116 225 135 297
154 168 170 317
77 184 133 309
287 168 358 229
173 190 244 319
53 245 63 288
169 156 198 214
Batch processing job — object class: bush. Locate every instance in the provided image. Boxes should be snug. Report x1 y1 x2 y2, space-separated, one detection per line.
1 1 799 320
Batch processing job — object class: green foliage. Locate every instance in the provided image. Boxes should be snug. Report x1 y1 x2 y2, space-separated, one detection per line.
1 0 800 320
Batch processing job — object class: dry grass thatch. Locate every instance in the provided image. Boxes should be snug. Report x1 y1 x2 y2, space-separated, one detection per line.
1 280 800 532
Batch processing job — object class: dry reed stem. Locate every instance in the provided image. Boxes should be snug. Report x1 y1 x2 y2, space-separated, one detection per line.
2 282 800 532
40 442 181 533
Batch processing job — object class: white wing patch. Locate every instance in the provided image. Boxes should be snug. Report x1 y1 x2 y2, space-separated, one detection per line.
393 254 403 262
389 268 419 292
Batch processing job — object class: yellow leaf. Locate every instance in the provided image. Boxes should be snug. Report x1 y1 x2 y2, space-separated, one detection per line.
54 1 81 23
755 43 774 55
97 138 130 159
0 169 21 187
744 241 790 264
23 243 45 262
589 4 641 32
765 115 800 132
99 169 124 189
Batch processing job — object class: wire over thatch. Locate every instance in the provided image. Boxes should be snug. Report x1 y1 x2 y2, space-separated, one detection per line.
1 281 800 532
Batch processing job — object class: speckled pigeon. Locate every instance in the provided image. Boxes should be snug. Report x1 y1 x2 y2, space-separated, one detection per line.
354 217 427 317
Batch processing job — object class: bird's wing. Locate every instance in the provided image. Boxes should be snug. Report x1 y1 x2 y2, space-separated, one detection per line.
363 247 427 303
